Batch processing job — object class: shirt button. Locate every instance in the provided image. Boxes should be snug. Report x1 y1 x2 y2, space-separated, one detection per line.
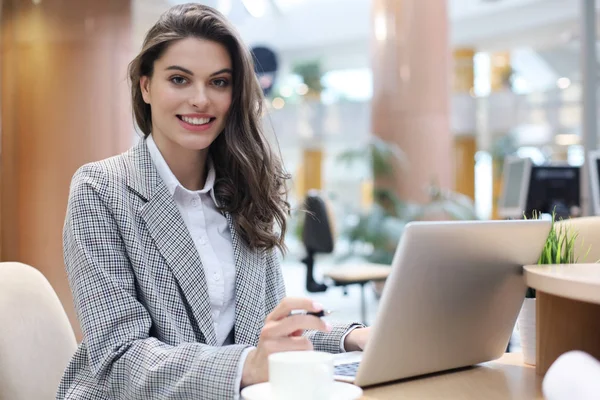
213 273 220 281
191 198 199 207
198 237 206 246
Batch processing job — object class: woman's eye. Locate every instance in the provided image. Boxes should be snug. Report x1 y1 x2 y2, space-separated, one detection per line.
213 78 229 88
170 76 188 85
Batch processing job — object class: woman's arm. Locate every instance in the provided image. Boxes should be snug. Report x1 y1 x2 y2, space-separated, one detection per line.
263 249 364 353
64 164 250 399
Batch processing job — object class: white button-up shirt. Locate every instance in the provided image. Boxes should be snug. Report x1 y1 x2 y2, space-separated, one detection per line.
147 135 354 396
147 135 236 346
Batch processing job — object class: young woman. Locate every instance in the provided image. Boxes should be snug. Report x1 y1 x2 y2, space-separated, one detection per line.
58 3 370 399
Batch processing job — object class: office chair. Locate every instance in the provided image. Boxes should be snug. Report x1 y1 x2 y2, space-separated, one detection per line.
301 193 334 293
300 191 390 324
0 262 77 399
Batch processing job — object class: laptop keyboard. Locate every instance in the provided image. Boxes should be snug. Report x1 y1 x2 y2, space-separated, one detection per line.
334 362 360 377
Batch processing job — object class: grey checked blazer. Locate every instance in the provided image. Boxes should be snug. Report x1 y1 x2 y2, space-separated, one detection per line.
57 138 359 399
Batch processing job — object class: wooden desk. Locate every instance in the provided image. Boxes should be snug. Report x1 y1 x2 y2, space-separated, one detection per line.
525 263 600 375
361 353 543 399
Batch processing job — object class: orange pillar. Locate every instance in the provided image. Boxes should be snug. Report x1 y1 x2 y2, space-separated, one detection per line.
295 147 324 202
453 48 475 93
371 0 452 203
491 51 512 92
454 136 477 199
453 48 476 200
1 0 133 340
490 51 512 219
301 148 323 195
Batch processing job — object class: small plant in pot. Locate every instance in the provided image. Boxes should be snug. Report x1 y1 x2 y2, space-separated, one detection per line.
518 211 590 365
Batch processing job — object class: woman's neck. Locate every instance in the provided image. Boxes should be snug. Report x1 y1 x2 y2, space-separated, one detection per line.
152 134 208 191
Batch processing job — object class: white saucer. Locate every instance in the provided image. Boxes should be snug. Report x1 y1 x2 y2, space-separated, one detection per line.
241 381 363 400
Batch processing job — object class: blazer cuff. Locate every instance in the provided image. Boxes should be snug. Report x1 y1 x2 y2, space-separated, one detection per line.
305 322 365 354
234 346 256 400
339 324 364 352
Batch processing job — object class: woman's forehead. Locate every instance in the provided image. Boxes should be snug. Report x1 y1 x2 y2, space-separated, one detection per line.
156 37 232 74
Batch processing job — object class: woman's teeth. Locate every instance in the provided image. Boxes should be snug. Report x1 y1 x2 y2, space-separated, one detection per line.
180 116 211 126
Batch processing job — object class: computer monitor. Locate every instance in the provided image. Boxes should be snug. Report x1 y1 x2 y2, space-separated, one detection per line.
498 156 533 219
588 150 600 215
525 164 581 219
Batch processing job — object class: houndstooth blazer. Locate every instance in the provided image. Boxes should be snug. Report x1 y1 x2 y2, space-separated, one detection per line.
57 138 359 400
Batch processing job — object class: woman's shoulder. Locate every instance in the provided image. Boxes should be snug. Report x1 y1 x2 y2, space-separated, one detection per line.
70 149 136 196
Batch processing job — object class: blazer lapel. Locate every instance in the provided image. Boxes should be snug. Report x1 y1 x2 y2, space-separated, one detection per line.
127 138 218 346
228 213 266 346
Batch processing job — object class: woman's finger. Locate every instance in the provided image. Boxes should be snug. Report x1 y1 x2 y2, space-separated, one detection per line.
267 297 323 322
262 314 330 338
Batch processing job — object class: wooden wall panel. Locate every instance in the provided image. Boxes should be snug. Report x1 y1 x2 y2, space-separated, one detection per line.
1 0 133 340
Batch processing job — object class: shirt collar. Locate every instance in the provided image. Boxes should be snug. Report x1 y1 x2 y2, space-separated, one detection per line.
146 134 218 206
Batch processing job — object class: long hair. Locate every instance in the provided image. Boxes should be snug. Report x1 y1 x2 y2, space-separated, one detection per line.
128 3 290 252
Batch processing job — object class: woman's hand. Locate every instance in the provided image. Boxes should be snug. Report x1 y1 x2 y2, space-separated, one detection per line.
241 297 332 388
344 327 371 352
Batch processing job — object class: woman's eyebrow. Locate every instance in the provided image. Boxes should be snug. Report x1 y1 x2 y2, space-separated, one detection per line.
165 65 194 75
210 68 233 77
165 66 233 77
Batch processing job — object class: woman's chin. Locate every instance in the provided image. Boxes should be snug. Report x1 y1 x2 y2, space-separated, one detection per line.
176 134 216 151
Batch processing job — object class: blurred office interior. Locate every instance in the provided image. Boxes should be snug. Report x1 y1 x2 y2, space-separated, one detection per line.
1 0 599 340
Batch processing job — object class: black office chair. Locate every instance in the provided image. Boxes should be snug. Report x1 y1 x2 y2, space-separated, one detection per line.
300 191 390 324
301 192 333 293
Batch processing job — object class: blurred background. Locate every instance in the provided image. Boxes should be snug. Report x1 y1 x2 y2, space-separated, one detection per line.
1 0 598 342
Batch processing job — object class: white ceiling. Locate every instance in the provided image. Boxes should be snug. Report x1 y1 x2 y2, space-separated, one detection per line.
162 0 584 52
154 0 596 83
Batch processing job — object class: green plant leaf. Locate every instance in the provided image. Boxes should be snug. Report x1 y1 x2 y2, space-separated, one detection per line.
334 136 478 265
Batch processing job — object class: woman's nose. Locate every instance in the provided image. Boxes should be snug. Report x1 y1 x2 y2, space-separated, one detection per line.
190 87 209 109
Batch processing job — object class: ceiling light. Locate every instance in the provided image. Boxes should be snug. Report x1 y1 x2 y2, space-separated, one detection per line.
557 77 571 89
555 133 579 146
374 14 387 41
272 97 285 109
296 84 309 96
280 87 294 98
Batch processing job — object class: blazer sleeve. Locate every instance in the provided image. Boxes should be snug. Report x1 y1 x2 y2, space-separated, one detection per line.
64 164 250 400
263 248 364 354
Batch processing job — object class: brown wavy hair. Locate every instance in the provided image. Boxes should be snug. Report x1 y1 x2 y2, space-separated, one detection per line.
128 3 290 252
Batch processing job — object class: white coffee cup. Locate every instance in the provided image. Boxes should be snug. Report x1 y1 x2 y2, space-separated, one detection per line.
268 351 334 400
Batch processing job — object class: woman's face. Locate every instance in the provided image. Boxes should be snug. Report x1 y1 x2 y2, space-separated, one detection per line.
140 37 233 156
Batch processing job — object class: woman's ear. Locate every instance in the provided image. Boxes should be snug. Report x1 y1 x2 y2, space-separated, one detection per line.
140 76 151 104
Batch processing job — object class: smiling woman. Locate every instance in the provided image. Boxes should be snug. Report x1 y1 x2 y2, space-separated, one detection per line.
57 3 368 400
138 37 234 188
128 6 290 249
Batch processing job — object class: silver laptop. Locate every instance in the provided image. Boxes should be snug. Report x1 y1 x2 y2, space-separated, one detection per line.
333 219 551 387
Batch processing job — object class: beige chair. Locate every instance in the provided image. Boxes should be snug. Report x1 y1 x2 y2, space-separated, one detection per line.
0 262 77 400
301 192 391 324
555 216 600 263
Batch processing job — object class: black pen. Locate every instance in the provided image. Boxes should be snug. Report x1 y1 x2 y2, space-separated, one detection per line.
289 309 333 318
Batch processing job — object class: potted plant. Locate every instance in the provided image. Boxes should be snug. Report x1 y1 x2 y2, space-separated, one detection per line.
289 137 478 297
335 137 477 297
518 211 590 365
292 60 324 99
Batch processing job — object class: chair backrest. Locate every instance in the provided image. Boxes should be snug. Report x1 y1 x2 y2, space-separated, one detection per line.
556 216 600 263
0 262 77 400
302 192 336 254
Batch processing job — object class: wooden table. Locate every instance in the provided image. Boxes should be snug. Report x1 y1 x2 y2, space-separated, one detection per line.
361 353 543 399
524 263 600 376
